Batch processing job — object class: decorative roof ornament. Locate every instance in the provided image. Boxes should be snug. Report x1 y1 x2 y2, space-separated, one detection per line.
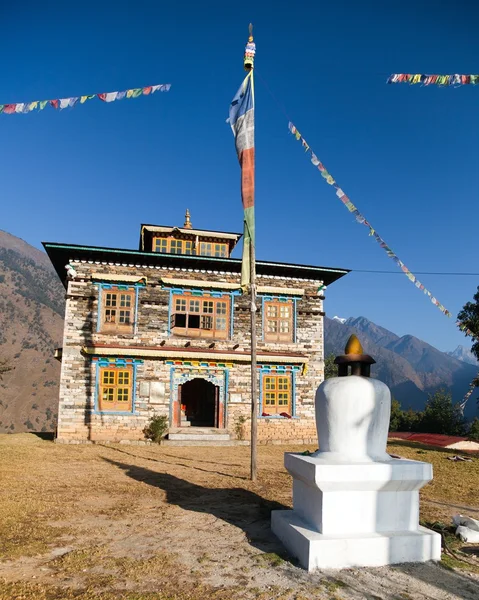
183 209 192 229
244 23 255 71
334 334 376 377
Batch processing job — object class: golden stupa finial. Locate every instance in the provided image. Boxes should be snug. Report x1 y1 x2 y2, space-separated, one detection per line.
249 22 253 42
183 209 192 229
345 334 364 356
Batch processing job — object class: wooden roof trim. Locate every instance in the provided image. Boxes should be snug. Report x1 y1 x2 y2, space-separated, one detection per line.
91 273 147 284
143 225 241 242
82 345 308 364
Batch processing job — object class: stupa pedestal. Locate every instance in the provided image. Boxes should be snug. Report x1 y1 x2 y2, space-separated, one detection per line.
271 336 441 570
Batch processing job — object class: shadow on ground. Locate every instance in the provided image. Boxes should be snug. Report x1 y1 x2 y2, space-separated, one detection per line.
104 457 291 557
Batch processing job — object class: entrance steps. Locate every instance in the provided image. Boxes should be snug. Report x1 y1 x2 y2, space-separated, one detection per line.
164 427 249 447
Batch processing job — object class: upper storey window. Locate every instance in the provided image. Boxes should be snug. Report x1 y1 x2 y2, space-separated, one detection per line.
263 299 294 343
154 237 193 255
152 236 229 257
100 287 136 334
170 292 231 339
198 242 228 257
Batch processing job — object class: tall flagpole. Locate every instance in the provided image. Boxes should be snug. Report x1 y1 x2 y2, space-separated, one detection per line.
250 223 258 481
245 24 258 482
228 25 257 481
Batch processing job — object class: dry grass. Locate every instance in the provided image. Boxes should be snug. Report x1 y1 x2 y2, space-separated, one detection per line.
0 434 478 600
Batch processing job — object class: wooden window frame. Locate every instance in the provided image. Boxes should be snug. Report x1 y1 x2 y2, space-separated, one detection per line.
98 366 133 412
170 293 231 340
262 373 292 416
153 237 194 255
264 300 294 342
100 287 136 334
198 241 228 258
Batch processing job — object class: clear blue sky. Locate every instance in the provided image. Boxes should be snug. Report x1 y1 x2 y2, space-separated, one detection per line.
1 1 478 352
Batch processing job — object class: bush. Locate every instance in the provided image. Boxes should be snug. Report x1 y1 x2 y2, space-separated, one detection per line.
144 415 169 443
234 415 248 440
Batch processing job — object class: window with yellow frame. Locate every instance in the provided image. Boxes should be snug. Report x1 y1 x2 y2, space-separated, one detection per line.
153 237 194 255
198 241 228 257
98 367 133 412
262 374 292 416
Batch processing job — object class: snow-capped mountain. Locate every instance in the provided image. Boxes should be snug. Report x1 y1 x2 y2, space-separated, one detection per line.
332 316 347 324
446 345 478 366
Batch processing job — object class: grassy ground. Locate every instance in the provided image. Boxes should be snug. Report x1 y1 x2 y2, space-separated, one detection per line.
0 434 478 600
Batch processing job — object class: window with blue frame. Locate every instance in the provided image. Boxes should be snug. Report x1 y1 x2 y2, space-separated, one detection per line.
263 298 295 343
96 284 140 334
170 291 231 340
98 365 133 412
262 373 292 415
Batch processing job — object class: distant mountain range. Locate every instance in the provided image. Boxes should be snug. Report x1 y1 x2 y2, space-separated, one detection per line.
325 316 479 419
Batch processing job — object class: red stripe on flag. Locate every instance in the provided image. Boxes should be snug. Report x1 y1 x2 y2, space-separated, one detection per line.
240 147 255 209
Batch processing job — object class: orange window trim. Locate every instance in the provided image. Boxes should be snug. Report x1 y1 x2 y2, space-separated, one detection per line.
101 288 135 333
262 374 292 415
264 300 294 342
171 292 231 339
98 366 133 412
153 236 194 255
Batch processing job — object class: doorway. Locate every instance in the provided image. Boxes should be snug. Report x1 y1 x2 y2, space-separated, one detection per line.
180 378 218 427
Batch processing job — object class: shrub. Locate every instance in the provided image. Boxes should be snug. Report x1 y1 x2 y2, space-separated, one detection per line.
234 415 248 440
144 415 169 443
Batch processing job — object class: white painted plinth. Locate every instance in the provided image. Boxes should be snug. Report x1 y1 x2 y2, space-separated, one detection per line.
271 453 441 570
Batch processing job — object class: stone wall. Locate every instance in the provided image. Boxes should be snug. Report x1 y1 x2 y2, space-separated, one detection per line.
56 261 325 443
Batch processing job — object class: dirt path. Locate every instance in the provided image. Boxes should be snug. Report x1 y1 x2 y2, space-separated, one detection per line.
0 434 478 599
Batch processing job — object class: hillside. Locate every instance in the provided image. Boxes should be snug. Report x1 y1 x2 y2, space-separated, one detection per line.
325 316 479 418
0 230 64 433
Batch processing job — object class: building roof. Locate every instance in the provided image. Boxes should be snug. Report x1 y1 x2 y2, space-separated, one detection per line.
140 223 242 251
42 241 350 288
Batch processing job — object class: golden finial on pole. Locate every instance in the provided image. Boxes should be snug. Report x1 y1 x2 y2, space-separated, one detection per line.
183 208 192 229
244 23 256 71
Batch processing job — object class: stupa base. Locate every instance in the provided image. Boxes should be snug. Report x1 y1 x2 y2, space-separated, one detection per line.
272 510 441 570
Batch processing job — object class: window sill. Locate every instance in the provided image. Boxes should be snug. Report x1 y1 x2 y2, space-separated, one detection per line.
259 415 299 420
94 411 140 416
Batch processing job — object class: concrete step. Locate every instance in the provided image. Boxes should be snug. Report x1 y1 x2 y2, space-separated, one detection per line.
168 432 231 441
162 439 250 447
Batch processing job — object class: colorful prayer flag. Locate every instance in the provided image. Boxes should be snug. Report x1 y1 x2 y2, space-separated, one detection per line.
229 71 255 289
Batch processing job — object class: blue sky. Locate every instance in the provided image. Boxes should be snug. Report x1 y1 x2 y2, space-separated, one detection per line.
1 1 478 352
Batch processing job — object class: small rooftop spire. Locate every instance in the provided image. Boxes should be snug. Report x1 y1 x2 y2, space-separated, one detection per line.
183 209 192 229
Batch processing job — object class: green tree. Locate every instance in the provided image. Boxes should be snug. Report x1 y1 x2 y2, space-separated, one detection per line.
458 286 479 361
468 418 479 441
420 388 465 436
324 353 338 379
389 398 403 431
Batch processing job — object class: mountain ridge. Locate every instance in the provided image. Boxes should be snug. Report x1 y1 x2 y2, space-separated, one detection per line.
325 316 478 418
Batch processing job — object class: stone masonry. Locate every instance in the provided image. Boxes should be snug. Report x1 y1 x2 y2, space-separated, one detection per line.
56 260 326 444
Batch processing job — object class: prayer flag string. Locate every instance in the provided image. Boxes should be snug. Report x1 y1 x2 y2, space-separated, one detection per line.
387 74 479 86
288 121 479 409
288 121 451 317
0 84 171 115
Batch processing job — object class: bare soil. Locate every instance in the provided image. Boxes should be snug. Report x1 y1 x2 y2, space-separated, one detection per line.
0 433 478 600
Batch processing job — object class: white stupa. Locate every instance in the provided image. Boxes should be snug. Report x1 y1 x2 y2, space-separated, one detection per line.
271 334 441 570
